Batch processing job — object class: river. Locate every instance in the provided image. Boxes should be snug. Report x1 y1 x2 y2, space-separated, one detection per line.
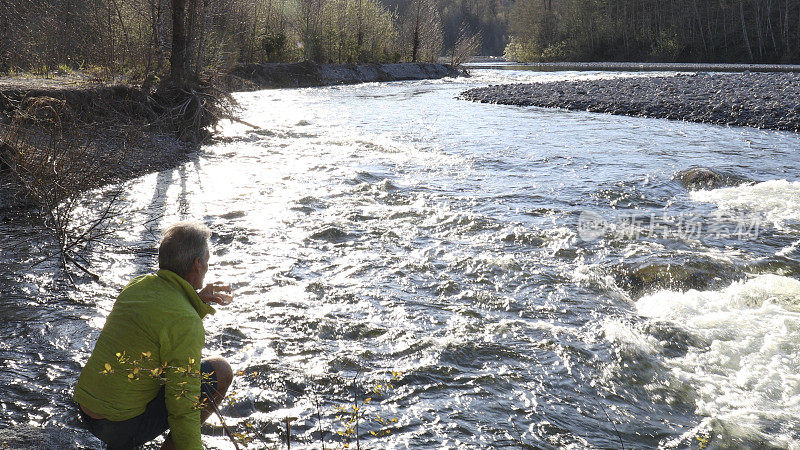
1 67 800 448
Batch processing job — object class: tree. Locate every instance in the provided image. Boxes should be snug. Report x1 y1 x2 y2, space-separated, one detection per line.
401 0 443 62
450 20 482 65
170 0 188 82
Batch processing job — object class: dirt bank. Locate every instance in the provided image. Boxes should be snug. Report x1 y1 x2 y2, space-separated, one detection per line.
0 78 198 213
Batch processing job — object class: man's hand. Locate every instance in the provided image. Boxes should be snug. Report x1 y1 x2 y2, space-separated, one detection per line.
198 282 234 305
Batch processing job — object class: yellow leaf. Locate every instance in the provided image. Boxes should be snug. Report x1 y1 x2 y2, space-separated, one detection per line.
142 351 151 358
104 363 112 372
365 398 372 403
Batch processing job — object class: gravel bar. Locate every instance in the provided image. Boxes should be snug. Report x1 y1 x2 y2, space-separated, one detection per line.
460 72 800 132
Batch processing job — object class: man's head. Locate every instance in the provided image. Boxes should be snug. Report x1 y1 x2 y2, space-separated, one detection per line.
158 222 211 289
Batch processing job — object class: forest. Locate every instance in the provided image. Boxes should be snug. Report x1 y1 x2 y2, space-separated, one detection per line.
0 0 506 80
2 0 798 82
504 0 800 64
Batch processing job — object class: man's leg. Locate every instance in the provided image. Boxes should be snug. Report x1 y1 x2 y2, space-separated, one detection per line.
161 357 233 450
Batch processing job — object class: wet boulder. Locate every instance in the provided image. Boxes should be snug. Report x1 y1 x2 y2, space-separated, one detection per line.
0 424 81 449
615 259 744 299
643 321 708 357
676 167 725 190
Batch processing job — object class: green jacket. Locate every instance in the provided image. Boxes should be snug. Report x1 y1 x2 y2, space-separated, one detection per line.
74 270 215 450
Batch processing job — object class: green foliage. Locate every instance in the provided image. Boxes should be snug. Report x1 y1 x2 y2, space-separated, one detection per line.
503 36 540 62
298 0 400 63
541 41 572 62
696 431 711 450
261 32 289 62
104 351 207 409
333 371 402 446
650 30 683 61
223 369 405 448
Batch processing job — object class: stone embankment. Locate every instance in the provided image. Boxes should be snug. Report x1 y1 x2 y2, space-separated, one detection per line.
226 61 465 90
460 72 800 132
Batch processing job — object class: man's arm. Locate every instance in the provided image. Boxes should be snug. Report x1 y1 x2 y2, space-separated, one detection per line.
160 317 205 450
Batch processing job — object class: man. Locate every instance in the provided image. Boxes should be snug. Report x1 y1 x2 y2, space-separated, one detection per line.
74 222 234 450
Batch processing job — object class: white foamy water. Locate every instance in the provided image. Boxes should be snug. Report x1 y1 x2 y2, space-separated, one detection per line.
635 275 800 448
691 179 800 229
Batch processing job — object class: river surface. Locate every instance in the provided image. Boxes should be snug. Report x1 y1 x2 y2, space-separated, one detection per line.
2 68 800 449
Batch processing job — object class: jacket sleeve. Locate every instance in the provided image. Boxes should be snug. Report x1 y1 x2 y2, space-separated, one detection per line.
160 317 205 450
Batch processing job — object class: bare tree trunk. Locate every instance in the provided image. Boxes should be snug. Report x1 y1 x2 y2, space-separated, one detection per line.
766 0 778 56
109 0 131 69
356 0 363 60
170 0 187 83
722 2 729 56
740 0 755 61
784 0 790 56
412 1 421 62
185 0 198 75
106 3 115 72
194 0 209 75
754 0 764 58
693 0 708 58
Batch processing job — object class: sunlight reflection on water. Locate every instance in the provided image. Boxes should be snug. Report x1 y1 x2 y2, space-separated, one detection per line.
2 68 800 448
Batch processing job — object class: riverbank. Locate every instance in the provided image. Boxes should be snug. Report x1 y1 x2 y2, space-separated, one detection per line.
460 72 800 132
224 61 465 90
0 63 464 212
0 78 198 213
464 61 800 72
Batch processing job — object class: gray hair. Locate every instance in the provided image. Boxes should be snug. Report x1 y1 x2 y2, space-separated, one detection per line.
158 222 211 277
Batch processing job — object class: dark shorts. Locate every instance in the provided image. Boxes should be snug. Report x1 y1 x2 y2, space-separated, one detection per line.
78 360 219 450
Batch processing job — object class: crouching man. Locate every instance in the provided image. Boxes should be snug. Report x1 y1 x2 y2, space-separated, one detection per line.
74 222 234 450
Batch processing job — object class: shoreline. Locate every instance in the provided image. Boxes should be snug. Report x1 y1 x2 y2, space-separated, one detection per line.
465 61 800 73
0 62 465 213
460 72 800 132
224 61 465 90
0 80 198 213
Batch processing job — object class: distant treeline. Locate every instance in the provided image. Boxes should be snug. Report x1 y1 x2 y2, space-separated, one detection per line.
8 0 787 75
505 0 800 63
0 0 505 79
